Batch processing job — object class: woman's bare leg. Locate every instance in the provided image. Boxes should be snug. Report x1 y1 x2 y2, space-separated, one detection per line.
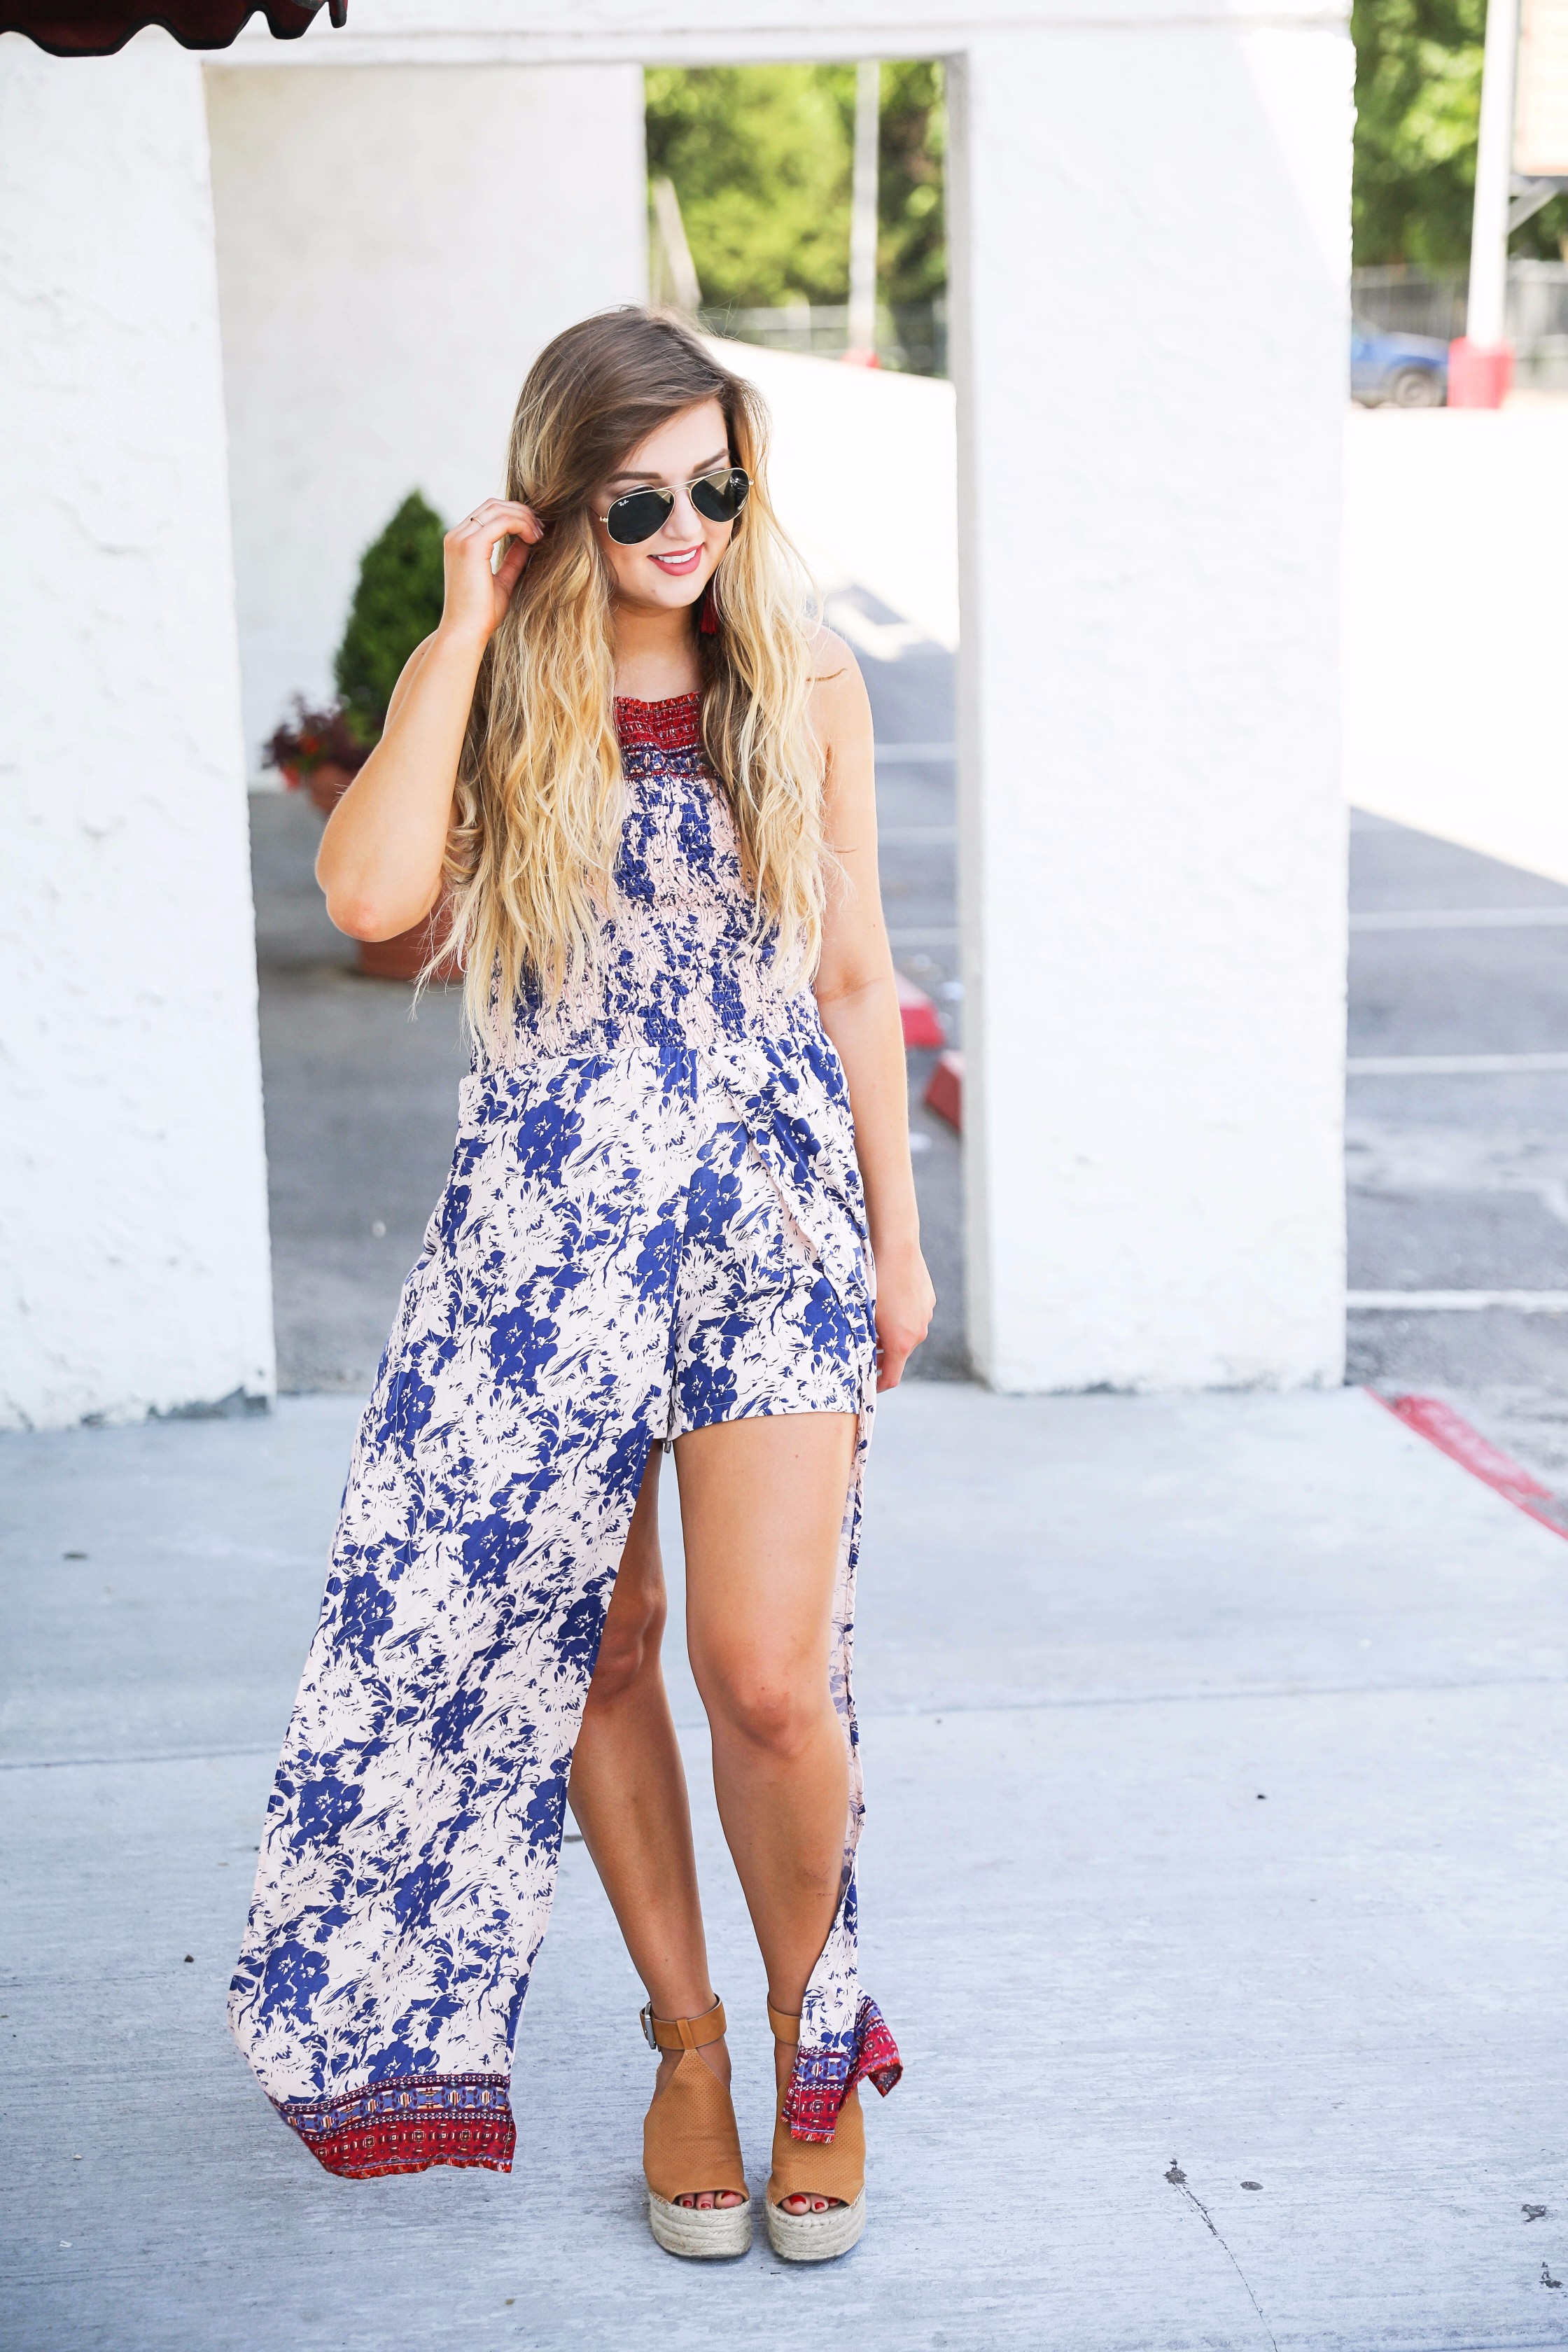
568 1446 742 2210
674 1411 858 2214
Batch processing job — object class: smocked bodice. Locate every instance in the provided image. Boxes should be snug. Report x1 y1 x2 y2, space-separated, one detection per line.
503 692 815 1061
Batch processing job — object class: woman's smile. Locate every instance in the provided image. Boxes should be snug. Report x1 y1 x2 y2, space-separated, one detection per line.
650 544 704 576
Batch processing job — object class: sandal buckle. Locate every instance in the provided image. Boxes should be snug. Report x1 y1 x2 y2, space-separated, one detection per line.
639 2000 659 2052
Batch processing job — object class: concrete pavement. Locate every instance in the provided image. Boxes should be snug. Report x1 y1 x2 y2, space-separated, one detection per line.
1348 808 1568 1478
5 1380 1567 2349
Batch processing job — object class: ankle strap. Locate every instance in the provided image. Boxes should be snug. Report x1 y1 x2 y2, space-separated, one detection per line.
766 1999 802 2043
639 1994 726 2053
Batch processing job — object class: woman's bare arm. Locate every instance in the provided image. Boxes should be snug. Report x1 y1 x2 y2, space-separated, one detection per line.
315 498 541 941
810 626 935 1390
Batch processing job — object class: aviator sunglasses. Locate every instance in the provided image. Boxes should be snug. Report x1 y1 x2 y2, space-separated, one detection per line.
596 464 750 546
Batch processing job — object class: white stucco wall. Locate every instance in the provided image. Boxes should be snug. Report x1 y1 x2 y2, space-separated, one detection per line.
953 20 1350 1390
204 62 648 772
0 32 274 1428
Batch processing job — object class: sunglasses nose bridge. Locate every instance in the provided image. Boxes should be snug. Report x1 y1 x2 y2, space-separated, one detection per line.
664 480 706 537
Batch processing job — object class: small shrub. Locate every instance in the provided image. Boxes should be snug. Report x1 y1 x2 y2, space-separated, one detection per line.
333 491 447 743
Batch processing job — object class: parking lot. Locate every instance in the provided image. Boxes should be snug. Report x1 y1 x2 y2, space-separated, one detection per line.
1346 809 1568 1480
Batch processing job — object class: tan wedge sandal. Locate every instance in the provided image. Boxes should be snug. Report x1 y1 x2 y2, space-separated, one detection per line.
640 1995 752 2258
765 2000 867 2262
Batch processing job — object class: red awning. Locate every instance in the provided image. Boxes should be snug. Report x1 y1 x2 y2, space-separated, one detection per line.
0 0 344 53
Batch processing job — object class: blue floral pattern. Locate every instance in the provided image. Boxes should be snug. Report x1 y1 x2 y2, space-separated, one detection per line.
228 694 896 2177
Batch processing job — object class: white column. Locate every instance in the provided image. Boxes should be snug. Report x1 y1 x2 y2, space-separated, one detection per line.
0 32 274 1429
204 62 649 769
951 21 1351 1390
1467 0 1522 349
848 57 880 357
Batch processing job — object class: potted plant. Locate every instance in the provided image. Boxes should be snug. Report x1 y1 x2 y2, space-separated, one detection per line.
265 490 459 984
265 701 371 817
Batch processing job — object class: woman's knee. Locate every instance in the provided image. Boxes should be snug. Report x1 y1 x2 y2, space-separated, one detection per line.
698 1656 830 1760
587 1573 666 1706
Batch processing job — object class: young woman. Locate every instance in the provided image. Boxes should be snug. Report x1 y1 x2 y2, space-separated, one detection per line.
229 308 934 2264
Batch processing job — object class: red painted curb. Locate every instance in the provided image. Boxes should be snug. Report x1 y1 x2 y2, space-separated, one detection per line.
1370 1390 1568 1539
895 970 946 1051
923 1050 963 1133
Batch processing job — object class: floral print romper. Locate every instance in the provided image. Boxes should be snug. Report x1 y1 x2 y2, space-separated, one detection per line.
229 694 902 2178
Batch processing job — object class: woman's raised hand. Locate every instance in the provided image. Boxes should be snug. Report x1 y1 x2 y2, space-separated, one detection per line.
440 498 543 648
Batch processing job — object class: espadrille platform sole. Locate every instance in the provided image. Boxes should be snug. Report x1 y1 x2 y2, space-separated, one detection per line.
766 2187 866 2262
648 2190 753 2260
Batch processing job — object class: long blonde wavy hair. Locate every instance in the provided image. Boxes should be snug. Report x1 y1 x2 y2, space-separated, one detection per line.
440 308 826 1056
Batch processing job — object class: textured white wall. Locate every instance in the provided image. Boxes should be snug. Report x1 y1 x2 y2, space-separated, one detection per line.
0 33 274 1429
225 1 1343 69
952 22 1351 1390
204 63 648 771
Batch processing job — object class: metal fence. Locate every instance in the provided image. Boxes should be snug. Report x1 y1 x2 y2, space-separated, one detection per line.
697 298 948 379
1351 265 1469 340
1352 262 1568 386
701 272 1568 391
1509 262 1568 384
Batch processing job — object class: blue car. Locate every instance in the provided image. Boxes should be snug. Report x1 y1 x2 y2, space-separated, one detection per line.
1351 318 1448 407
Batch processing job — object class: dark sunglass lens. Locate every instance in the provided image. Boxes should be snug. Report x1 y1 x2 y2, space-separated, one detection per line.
690 468 749 524
607 488 674 545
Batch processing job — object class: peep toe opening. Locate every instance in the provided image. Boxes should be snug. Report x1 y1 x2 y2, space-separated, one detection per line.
765 1999 866 2262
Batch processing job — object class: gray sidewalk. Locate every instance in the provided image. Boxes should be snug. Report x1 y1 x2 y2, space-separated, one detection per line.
4 1382 1567 2351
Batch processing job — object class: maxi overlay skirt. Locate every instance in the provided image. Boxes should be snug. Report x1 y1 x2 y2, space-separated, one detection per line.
228 1029 902 2178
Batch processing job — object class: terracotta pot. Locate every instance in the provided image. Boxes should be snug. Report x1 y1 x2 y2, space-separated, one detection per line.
303 760 357 818
280 755 455 983
356 909 462 987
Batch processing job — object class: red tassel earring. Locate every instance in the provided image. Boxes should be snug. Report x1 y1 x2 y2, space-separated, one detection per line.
699 580 719 635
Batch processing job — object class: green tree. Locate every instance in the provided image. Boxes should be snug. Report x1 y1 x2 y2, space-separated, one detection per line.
1352 0 1567 265
645 66 854 307
878 61 948 307
644 62 948 312
334 491 447 743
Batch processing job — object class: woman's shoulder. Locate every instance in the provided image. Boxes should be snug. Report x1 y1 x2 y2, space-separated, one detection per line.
807 621 860 682
804 626 874 805
808 630 869 757
806 624 869 737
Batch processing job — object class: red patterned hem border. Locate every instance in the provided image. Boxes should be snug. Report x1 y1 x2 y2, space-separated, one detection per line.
277 2071 516 2180
783 1994 903 2145
613 692 702 752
